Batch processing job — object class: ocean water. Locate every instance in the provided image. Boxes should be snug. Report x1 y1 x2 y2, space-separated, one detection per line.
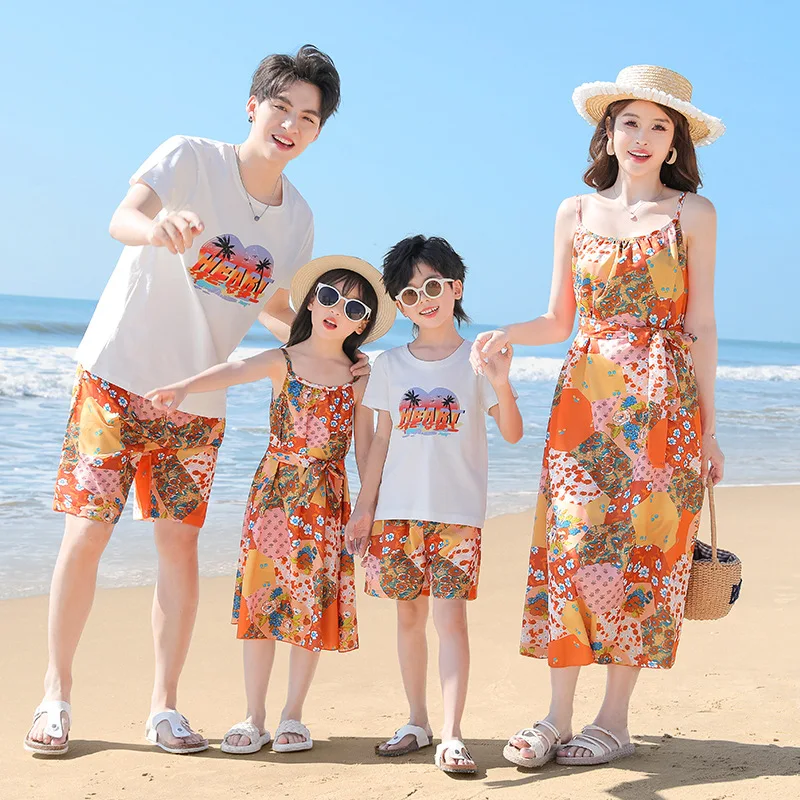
2 294 799 599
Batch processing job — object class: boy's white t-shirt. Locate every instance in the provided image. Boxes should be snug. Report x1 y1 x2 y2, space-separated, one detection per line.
76 136 314 418
362 340 500 529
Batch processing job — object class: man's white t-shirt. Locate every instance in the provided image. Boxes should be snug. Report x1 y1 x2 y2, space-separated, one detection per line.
362 340 500 529
76 136 314 418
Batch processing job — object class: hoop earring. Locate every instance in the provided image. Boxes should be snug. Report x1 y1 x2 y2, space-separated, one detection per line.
606 139 615 156
666 147 678 165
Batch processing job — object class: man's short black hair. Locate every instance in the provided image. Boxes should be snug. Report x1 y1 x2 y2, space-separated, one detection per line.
250 44 341 126
382 235 470 326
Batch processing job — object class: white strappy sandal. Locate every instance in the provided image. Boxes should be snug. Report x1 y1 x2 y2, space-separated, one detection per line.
435 738 477 774
23 701 71 756
220 721 272 754
272 719 313 753
503 719 562 768
375 723 433 756
556 724 635 766
145 710 209 754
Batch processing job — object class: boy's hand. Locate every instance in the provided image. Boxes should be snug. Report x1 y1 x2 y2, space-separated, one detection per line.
344 507 373 558
350 350 371 379
148 210 204 255
483 343 513 387
470 330 509 375
145 383 189 411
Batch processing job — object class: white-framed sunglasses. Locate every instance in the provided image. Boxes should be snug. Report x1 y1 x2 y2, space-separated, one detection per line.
315 282 372 322
395 277 455 308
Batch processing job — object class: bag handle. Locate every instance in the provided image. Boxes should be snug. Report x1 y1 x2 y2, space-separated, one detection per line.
706 478 718 564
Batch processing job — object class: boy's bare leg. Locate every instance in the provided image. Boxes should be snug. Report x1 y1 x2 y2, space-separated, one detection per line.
432 597 472 767
26 515 114 746
378 594 431 752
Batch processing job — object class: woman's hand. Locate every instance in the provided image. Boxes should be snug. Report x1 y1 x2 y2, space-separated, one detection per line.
470 330 509 375
145 383 188 411
344 507 373 558
702 432 725 485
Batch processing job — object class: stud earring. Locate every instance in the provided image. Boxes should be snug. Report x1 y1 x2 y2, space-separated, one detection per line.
666 148 678 165
248 115 254 123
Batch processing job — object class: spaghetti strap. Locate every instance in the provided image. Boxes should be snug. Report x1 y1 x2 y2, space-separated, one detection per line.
674 191 688 219
280 347 293 373
575 195 583 224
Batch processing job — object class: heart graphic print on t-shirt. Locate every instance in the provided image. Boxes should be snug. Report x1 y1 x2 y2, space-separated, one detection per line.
189 234 274 306
397 387 464 436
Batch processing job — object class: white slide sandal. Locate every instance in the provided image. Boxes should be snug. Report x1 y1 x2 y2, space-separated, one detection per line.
23 701 71 756
220 721 272 754
272 719 313 753
145 710 209 754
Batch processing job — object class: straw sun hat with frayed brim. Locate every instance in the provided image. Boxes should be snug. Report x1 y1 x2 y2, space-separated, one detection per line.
290 255 396 344
572 65 725 147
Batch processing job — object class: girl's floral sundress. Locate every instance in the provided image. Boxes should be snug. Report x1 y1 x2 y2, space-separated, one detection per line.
232 350 358 652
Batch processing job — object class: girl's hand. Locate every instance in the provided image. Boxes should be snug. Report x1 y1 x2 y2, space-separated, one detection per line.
145 383 188 411
702 433 725 485
344 508 373 558
470 330 509 375
350 350 371 380
483 343 513 387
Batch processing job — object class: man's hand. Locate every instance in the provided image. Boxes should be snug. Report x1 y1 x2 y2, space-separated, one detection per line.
148 211 204 255
350 350 371 379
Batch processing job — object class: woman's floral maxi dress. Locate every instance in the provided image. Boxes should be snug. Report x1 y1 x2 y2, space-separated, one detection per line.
520 192 704 669
232 351 358 652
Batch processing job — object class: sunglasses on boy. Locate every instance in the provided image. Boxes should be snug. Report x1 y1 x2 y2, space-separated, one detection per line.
395 277 455 308
315 283 372 323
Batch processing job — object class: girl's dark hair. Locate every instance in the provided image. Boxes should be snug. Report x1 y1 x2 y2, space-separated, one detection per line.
250 44 341 126
583 100 701 193
381 235 471 329
286 269 378 363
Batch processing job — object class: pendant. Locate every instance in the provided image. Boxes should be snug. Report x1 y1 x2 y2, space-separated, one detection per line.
254 215 260 221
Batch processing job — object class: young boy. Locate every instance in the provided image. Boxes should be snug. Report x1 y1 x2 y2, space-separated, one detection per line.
345 235 523 774
25 45 361 757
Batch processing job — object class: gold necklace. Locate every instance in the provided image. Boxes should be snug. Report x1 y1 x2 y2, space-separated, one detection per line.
623 185 666 222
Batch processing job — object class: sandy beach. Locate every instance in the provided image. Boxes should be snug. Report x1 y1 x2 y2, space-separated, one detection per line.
2 484 798 799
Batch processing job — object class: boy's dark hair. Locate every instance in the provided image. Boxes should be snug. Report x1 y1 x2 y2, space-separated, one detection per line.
382 235 471 327
286 268 377 363
250 44 341 127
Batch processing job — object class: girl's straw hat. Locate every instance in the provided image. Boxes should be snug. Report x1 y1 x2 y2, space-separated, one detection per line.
572 65 725 146
290 255 397 344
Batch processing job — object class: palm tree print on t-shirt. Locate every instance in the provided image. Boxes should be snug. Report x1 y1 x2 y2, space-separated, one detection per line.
189 234 274 306
397 387 464 436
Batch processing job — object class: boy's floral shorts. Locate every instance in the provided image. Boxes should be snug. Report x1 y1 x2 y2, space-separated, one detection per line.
363 519 481 601
53 368 225 526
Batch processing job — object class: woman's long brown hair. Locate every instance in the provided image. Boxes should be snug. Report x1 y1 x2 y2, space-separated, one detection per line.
583 100 701 193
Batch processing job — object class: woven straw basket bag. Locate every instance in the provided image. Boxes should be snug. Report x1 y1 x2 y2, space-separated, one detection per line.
684 480 743 621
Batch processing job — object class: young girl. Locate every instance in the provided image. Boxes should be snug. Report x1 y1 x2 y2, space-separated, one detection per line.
346 235 523 774
473 65 725 768
147 256 396 754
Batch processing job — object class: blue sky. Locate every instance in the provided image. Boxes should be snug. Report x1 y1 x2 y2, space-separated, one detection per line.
1 1 797 342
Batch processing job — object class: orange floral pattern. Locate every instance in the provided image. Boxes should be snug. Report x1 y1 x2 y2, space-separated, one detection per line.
232 351 358 652
520 193 704 669
364 519 482 601
53 368 224 525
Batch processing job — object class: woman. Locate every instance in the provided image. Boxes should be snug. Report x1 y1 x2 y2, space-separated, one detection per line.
471 65 725 767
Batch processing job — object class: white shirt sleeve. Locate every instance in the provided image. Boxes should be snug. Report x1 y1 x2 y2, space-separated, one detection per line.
362 353 390 412
130 136 199 211
275 213 314 290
